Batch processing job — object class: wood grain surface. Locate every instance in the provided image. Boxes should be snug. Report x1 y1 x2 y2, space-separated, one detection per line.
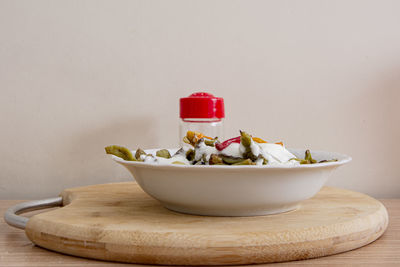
1 201 399 267
1 198 399 266
11 182 388 265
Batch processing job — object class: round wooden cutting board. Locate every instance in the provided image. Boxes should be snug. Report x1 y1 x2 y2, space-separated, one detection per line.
25 182 388 265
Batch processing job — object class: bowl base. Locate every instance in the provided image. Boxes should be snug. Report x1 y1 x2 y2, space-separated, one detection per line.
162 203 299 217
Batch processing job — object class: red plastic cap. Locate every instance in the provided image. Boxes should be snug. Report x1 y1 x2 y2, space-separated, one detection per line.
180 92 225 119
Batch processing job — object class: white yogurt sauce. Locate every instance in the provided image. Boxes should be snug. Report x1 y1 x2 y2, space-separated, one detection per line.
156 154 190 165
255 157 264 166
239 142 247 155
250 139 261 157
143 155 157 163
258 143 299 165
221 143 242 158
194 141 217 162
226 141 298 166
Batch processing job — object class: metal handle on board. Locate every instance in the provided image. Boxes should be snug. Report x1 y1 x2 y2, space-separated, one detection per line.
4 197 63 230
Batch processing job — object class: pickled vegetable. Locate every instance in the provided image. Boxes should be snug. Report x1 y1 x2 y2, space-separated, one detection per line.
215 136 241 151
135 148 146 161
185 131 214 147
204 139 216 147
305 150 317 164
186 149 195 161
105 145 136 161
220 155 245 165
240 130 252 148
172 161 186 165
291 150 319 164
156 149 171 159
232 159 256 165
241 131 260 161
209 154 223 165
183 136 191 145
319 159 338 163
252 137 267 143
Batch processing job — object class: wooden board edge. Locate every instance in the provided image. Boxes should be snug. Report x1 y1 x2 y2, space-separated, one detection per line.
24 205 388 265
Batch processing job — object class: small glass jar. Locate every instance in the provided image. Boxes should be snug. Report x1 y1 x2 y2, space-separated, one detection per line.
179 92 225 146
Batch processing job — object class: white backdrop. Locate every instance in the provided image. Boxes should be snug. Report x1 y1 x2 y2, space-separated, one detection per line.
1 0 399 199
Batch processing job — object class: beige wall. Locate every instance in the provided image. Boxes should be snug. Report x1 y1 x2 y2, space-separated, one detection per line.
1 0 399 199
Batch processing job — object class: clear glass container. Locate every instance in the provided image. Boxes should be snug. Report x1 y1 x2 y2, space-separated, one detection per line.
179 118 224 147
179 92 225 147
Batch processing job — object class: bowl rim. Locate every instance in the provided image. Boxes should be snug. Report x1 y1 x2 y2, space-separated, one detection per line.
110 148 352 170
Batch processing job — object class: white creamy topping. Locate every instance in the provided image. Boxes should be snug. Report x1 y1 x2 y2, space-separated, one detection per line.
255 157 264 166
239 142 247 155
194 141 207 161
205 146 218 162
143 155 157 163
156 154 190 165
221 143 242 158
194 141 217 162
258 143 299 165
268 159 300 166
250 139 260 157
227 141 298 166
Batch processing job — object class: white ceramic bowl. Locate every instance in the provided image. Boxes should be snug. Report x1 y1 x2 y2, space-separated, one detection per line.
111 148 351 216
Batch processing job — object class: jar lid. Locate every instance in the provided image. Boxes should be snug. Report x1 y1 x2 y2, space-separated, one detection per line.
180 92 225 119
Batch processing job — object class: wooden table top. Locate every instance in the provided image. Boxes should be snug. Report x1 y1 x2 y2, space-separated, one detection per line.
1 199 399 266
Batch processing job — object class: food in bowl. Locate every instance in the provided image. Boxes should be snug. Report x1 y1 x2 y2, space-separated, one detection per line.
105 130 338 166
105 131 351 216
